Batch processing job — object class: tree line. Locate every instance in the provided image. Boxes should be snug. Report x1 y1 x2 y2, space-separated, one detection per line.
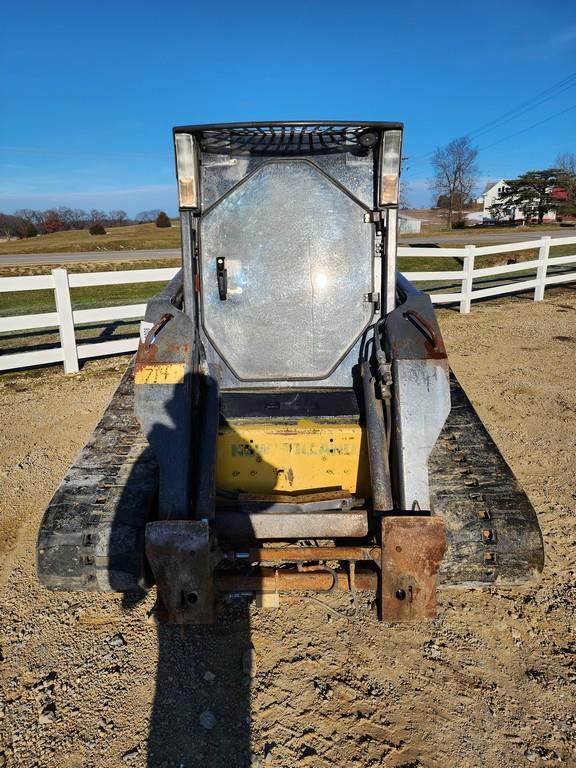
429 137 576 228
0 208 171 240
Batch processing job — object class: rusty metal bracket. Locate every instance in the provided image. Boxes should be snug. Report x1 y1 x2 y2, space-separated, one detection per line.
145 520 216 624
144 313 174 351
379 516 446 622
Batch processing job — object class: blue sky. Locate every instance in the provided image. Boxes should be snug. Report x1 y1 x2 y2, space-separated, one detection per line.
1 0 575 215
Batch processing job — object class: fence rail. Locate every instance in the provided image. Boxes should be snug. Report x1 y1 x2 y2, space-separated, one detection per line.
398 235 576 315
0 267 178 373
1 235 575 374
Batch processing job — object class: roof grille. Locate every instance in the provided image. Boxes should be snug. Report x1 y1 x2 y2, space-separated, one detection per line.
197 124 374 156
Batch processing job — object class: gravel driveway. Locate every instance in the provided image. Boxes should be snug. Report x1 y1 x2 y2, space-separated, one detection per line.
1 290 575 768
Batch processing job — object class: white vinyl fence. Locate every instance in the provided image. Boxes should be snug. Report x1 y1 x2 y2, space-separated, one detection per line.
1 235 575 374
0 267 178 374
399 235 576 314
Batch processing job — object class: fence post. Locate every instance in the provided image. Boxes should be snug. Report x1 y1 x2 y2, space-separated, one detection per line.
460 244 476 314
52 268 79 374
534 235 551 302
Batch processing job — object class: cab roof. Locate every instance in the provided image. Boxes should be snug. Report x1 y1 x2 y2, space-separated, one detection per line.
172 121 403 156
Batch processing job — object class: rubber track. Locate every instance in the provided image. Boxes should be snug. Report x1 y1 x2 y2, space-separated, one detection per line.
37 369 544 592
37 366 157 592
432 373 544 587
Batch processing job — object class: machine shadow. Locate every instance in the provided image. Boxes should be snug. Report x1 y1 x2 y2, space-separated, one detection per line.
111 370 267 767
147 608 253 767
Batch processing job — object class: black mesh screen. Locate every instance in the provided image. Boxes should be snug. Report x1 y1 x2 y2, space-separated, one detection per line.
196 124 376 156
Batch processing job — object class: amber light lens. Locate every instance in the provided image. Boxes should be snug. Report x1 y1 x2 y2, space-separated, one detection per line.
175 133 198 208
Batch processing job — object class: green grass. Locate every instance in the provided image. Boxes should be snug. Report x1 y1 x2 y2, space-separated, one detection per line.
397 254 461 272
0 257 180 355
1 240 573 356
400 222 568 239
0 281 169 318
0 222 180 255
403 242 576 296
0 257 181 319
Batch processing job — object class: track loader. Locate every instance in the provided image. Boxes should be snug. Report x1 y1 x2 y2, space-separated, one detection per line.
37 122 544 624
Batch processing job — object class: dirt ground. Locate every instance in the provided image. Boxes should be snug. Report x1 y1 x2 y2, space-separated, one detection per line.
0 290 575 768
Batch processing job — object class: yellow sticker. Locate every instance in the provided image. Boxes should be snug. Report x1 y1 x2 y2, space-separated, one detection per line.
134 363 186 384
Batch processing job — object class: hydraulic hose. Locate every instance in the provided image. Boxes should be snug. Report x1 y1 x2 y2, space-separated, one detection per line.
361 360 394 512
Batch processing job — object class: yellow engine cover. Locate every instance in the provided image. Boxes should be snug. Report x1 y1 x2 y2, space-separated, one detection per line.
216 418 370 496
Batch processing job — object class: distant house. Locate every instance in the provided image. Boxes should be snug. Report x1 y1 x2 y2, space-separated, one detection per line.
476 180 499 206
550 186 568 202
478 178 558 222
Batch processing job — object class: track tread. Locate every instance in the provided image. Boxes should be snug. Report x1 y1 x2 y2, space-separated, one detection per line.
36 368 544 593
432 374 544 587
37 366 157 592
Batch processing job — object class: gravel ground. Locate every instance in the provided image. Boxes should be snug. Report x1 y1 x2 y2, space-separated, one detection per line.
0 289 575 768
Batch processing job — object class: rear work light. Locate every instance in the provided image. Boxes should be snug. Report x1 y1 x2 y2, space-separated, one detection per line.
379 130 402 206
174 133 199 209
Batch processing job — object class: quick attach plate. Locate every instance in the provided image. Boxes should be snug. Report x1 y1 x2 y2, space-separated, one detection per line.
380 516 446 622
145 520 215 624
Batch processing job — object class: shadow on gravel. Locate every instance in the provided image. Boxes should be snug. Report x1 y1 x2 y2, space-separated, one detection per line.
111 370 254 768
147 610 252 768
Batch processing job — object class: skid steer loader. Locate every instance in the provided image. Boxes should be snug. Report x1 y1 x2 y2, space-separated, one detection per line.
37 122 544 624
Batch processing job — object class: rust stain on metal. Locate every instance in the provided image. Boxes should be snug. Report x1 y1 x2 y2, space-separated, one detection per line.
135 338 190 384
237 489 350 504
136 339 158 363
235 545 377 563
424 340 448 360
380 516 446 622
144 312 174 350
145 520 215 625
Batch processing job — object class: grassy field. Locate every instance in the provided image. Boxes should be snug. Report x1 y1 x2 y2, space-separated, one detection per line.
399 223 570 239
1 241 573 318
0 222 181 255
0 256 181 356
1 217 573 258
1 235 573 359
0 256 181 318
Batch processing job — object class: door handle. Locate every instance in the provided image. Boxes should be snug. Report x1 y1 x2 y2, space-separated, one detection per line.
216 257 227 300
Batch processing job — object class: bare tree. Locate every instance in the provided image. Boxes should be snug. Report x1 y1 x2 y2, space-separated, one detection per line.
69 209 88 229
109 210 128 226
556 152 576 175
89 209 106 224
556 153 576 216
399 180 411 209
56 207 75 230
0 213 25 240
430 137 479 228
13 208 36 223
43 209 64 234
136 209 161 223
14 208 46 230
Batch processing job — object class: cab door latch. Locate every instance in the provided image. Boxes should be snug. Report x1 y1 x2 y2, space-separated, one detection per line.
216 257 227 300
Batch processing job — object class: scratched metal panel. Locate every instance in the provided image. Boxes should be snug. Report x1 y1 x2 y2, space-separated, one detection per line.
199 160 373 381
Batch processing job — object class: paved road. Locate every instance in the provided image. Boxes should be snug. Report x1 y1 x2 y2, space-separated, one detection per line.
1 228 574 266
0 248 180 267
399 228 574 245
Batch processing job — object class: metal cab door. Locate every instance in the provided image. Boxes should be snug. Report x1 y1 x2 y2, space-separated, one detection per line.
199 159 375 382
